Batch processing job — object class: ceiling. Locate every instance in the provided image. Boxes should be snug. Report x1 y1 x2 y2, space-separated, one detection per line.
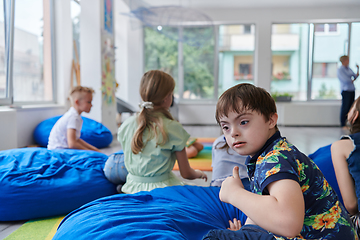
139 0 360 9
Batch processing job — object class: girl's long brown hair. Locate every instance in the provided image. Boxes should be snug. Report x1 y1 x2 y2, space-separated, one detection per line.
131 70 175 154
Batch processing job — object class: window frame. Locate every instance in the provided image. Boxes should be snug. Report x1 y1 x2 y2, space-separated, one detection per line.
0 0 56 106
143 20 360 103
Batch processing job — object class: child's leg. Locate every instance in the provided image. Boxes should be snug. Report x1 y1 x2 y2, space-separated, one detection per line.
103 152 128 184
192 141 204 152
186 145 199 158
186 141 204 158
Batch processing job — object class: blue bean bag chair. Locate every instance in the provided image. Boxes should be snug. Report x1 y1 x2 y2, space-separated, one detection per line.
33 115 113 149
51 144 345 240
0 147 117 221
53 185 247 240
308 144 343 204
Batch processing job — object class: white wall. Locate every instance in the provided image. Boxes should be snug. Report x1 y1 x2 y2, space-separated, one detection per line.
115 3 360 126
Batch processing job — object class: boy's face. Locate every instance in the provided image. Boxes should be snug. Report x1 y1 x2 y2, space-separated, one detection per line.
77 92 93 113
219 109 278 157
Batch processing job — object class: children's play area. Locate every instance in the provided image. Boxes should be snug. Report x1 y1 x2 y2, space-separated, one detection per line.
1 0 360 239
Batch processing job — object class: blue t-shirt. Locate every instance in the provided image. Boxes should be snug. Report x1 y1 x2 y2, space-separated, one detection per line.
246 131 357 239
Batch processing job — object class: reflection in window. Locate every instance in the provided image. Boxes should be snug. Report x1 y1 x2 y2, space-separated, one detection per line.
13 0 53 102
218 24 255 97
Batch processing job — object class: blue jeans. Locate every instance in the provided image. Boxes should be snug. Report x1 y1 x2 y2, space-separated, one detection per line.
203 225 275 240
103 150 128 184
341 91 355 127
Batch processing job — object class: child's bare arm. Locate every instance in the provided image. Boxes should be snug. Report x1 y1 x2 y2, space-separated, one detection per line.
78 138 101 152
220 167 304 238
67 129 101 152
331 140 358 214
175 148 207 181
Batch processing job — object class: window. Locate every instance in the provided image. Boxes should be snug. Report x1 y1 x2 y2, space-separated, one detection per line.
0 0 54 104
144 26 179 93
350 22 360 98
144 21 359 103
312 62 338 78
315 24 325 32
243 24 251 34
272 55 291 80
71 0 81 87
315 23 339 34
271 23 309 101
144 25 214 100
236 63 252 80
0 1 6 99
218 24 255 97
311 23 348 99
182 27 215 99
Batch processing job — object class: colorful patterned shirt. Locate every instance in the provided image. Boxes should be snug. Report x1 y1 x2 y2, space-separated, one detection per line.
246 131 357 239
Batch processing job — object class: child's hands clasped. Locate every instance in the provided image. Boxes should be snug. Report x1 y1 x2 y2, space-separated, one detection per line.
219 166 244 203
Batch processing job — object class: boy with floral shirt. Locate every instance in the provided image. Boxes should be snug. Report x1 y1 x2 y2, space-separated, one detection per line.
203 83 357 240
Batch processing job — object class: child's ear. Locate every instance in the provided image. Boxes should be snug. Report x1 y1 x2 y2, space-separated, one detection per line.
268 113 278 129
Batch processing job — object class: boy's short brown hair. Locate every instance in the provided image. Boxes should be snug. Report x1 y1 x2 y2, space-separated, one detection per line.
216 83 278 129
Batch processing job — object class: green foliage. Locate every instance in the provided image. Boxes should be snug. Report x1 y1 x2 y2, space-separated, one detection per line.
271 92 293 102
316 83 337 99
144 27 215 99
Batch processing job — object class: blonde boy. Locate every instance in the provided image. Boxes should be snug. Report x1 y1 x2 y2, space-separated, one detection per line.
47 86 100 152
203 83 356 239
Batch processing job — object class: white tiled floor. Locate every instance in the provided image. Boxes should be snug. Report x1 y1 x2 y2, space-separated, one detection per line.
0 125 348 239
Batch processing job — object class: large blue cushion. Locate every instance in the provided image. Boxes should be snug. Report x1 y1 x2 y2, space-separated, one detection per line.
0 148 117 221
308 144 343 204
53 185 247 240
33 115 113 148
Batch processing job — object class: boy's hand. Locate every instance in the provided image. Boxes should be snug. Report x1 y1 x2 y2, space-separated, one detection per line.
219 166 244 203
228 218 242 231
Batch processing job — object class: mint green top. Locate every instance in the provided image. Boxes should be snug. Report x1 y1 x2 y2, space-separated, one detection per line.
118 114 190 194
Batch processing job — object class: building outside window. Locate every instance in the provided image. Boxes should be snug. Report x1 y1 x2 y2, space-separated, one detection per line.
144 21 360 102
218 24 255 97
311 23 348 100
270 23 308 101
315 23 338 34
0 0 55 104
